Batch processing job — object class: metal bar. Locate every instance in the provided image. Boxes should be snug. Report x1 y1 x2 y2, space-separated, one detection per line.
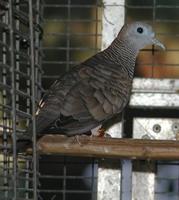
43 47 101 50
13 8 29 26
151 0 156 78
25 160 30 199
1 12 8 188
28 1 37 199
43 19 102 22
120 159 132 200
44 33 102 36
14 29 30 41
62 157 66 200
34 0 41 195
39 174 98 179
66 0 71 72
43 4 102 8
38 189 96 193
0 21 9 30
0 40 10 50
9 0 17 199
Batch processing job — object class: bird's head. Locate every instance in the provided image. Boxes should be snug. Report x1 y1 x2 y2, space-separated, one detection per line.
117 22 165 51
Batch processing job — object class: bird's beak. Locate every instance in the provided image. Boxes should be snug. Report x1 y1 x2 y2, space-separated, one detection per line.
152 37 166 50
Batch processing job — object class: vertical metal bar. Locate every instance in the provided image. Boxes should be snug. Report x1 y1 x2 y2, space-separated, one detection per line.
95 0 99 52
62 157 66 200
151 0 156 78
120 159 132 200
91 159 97 200
2 5 9 199
35 1 42 197
15 0 20 120
25 159 30 199
9 0 17 199
29 0 37 199
35 0 42 101
66 0 71 72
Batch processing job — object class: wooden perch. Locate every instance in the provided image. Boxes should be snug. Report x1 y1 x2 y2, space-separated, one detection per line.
37 135 179 160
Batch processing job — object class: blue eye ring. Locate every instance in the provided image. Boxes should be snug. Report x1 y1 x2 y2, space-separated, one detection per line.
137 27 143 34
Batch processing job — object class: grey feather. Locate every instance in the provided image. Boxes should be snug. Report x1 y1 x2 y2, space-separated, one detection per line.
33 21 165 136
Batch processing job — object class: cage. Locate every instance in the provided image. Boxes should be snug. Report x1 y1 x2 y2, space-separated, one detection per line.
0 0 179 200
0 0 42 199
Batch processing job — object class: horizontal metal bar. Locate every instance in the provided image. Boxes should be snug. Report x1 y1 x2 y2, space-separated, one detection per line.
17 155 33 161
0 82 12 91
44 33 102 37
0 125 12 132
43 4 102 8
126 5 153 9
42 75 64 79
0 21 9 30
155 177 179 180
44 19 101 22
14 29 30 41
126 5 179 9
0 104 12 111
42 47 100 51
0 144 12 150
13 9 29 26
39 175 97 179
156 5 179 8
155 19 179 23
0 63 11 70
157 33 179 37
15 109 32 119
0 166 13 171
42 61 79 65
14 70 31 79
38 189 96 193
0 40 10 50
15 89 31 99
154 192 179 195
0 171 33 179
14 50 31 61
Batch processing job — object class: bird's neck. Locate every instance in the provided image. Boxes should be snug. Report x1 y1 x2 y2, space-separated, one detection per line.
102 38 139 79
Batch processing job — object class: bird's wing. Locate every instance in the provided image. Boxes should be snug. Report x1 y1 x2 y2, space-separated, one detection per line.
35 59 131 134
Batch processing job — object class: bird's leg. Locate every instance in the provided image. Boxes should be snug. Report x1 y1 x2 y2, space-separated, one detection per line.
97 128 106 137
91 125 106 137
74 135 83 146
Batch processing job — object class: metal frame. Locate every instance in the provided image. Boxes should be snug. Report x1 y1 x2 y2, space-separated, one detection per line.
0 0 42 199
1 0 179 200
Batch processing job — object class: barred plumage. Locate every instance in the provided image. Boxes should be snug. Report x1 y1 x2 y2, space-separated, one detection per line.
30 22 165 136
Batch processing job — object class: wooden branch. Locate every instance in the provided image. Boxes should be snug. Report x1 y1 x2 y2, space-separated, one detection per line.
37 135 179 160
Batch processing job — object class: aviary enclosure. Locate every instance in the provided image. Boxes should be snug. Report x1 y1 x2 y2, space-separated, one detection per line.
0 0 179 200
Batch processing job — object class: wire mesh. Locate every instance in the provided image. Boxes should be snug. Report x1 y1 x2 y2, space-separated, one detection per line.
0 0 42 199
39 1 102 200
1 0 179 200
38 156 97 200
155 161 179 200
126 0 179 79
126 1 179 199
42 0 102 89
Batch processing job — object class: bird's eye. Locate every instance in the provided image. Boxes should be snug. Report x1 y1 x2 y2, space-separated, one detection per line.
137 27 143 34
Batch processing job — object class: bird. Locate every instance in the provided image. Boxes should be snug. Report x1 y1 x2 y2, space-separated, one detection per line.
16 22 165 152
32 22 165 137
